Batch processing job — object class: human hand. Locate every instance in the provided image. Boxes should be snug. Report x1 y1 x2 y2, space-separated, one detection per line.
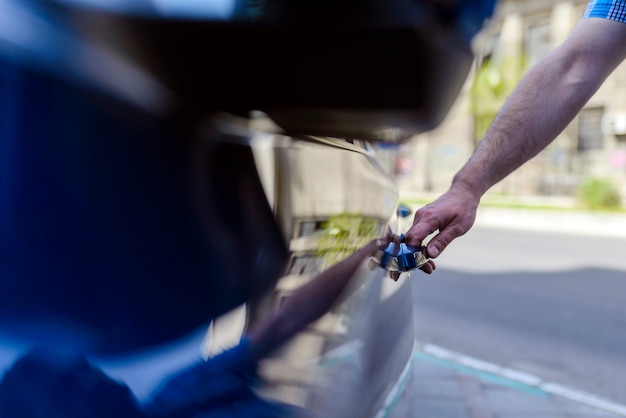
403 185 480 262
370 229 436 281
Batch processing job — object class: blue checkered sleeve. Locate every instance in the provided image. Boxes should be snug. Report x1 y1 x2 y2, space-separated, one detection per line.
584 0 626 22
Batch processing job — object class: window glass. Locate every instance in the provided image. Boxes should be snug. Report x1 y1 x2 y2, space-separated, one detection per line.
578 107 605 151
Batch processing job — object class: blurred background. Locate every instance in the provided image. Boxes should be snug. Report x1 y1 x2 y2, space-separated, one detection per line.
375 1 626 415
377 0 626 212
2 0 625 416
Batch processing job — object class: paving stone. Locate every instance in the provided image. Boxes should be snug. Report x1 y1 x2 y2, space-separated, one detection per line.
552 396 625 417
495 414 565 418
483 387 560 415
410 398 470 418
386 353 626 418
412 377 464 399
413 357 457 379
457 374 496 418
565 415 626 418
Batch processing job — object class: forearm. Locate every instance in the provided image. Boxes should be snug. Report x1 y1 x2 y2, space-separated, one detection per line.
453 20 626 199
455 55 595 197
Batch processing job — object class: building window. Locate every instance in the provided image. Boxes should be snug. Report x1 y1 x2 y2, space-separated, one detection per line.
578 107 605 151
298 220 327 237
288 255 324 275
525 19 551 67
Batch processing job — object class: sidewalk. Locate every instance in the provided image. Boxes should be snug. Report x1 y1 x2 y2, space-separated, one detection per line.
385 341 626 418
474 207 626 239
387 196 626 417
399 191 626 239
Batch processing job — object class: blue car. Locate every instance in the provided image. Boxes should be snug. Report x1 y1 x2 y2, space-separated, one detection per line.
0 0 494 416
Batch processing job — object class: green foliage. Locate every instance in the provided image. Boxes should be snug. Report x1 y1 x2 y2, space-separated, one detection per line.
576 178 622 210
315 213 381 267
470 55 527 141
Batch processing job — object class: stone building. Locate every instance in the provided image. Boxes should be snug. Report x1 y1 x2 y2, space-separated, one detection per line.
399 0 626 204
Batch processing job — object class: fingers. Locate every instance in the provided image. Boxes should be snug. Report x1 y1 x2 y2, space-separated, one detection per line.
420 260 436 274
404 218 439 247
403 191 478 259
422 214 474 258
425 230 456 258
403 205 442 248
387 259 436 281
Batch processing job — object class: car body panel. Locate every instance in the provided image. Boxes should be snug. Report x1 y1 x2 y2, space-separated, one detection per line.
205 128 417 416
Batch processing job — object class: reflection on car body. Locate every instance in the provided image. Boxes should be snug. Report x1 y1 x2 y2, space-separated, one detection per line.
206 120 417 416
0 0 495 415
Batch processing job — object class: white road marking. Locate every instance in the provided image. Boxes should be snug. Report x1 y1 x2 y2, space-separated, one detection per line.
416 341 626 417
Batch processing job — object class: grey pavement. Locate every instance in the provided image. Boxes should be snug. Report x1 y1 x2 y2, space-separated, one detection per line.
473 207 626 239
400 192 626 239
387 344 626 418
388 201 626 417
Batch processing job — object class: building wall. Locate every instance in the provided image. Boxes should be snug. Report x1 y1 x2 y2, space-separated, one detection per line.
405 0 626 202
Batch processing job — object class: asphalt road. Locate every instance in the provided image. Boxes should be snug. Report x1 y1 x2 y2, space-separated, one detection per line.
411 225 626 405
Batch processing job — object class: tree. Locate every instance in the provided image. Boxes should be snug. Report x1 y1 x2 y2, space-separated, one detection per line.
470 53 527 143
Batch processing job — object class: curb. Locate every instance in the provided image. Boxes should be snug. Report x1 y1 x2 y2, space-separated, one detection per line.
415 340 626 417
474 207 626 239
